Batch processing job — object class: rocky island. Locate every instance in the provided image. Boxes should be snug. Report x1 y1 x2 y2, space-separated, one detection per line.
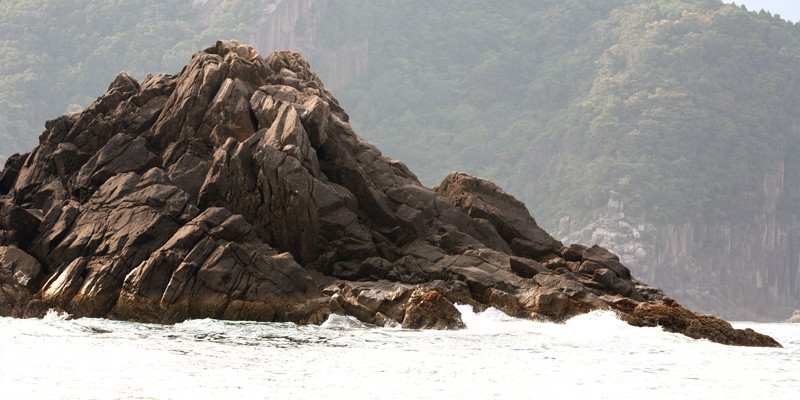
0 41 780 347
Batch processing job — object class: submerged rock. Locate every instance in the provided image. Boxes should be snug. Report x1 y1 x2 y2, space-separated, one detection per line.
0 40 781 346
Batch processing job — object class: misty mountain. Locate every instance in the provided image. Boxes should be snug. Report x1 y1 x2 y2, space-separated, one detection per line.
2 0 800 320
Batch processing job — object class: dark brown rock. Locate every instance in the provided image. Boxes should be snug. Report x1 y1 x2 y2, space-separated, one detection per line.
0 245 42 289
435 172 561 259
402 288 465 330
486 287 523 317
542 257 569 271
583 245 631 279
0 153 26 195
162 139 213 201
111 207 336 324
591 268 642 300
577 260 604 274
74 133 159 193
622 303 782 348
509 257 545 279
0 203 41 248
521 290 575 321
0 40 780 347
148 41 267 149
560 244 586 262
511 237 557 260
0 245 42 317
325 281 411 326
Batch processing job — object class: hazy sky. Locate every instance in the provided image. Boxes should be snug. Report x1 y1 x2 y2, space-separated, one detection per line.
727 1 800 22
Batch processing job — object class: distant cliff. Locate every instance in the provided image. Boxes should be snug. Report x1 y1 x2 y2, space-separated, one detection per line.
558 185 800 321
0 41 779 347
193 0 368 91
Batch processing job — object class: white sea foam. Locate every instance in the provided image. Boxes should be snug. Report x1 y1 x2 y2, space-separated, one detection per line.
41 308 71 321
320 313 368 329
456 303 539 333
0 313 797 399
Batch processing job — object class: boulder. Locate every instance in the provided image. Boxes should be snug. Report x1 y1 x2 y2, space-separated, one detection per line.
0 203 41 248
435 172 561 257
0 246 42 317
402 288 465 330
560 244 586 262
0 246 42 289
324 281 411 326
583 245 631 279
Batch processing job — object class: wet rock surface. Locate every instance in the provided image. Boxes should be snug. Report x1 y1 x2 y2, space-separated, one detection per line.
0 41 780 346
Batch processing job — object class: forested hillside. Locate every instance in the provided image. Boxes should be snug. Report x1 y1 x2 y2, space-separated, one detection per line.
2 0 800 319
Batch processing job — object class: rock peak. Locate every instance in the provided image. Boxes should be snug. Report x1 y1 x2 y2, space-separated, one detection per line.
204 39 262 60
0 41 781 347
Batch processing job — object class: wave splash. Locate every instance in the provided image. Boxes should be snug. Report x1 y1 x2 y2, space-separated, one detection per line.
41 308 71 321
321 314 369 329
0 309 796 399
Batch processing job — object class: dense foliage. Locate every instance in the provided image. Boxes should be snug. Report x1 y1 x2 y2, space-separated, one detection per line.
3 0 800 231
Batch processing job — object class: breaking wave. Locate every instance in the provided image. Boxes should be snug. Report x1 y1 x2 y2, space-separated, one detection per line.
0 309 797 399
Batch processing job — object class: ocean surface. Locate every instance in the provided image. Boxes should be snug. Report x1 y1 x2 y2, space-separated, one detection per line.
1 306 798 400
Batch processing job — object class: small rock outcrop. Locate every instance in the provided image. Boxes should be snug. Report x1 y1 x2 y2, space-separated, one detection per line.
0 41 780 346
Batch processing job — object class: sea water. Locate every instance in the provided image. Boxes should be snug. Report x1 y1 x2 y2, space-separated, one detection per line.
1 306 798 399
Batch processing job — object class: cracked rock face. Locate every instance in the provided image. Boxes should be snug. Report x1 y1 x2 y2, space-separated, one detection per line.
0 40 781 347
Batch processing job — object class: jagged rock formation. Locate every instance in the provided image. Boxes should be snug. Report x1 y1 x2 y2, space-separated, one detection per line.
0 41 780 347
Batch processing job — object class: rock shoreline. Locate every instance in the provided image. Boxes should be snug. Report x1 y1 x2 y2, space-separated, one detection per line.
0 41 781 347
